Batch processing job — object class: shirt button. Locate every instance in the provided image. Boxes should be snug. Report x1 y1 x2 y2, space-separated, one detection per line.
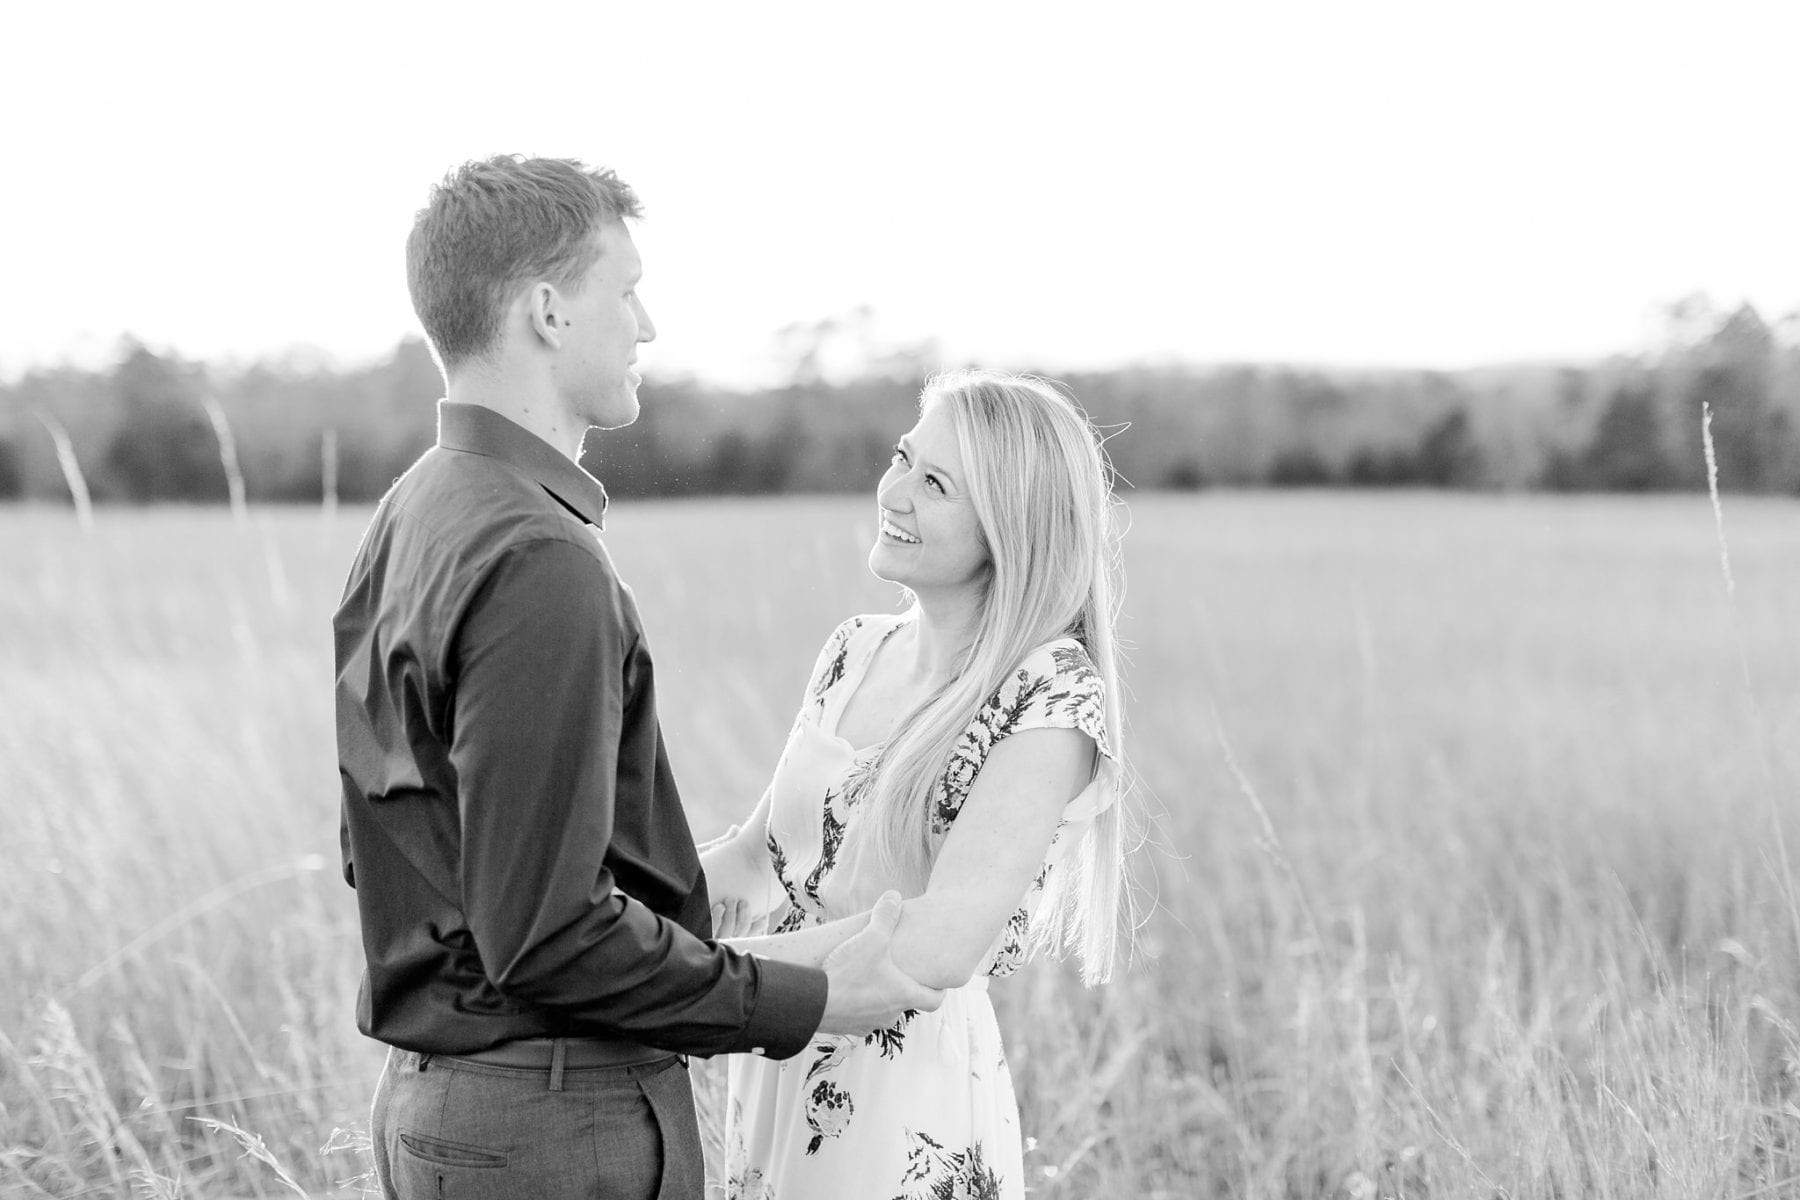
750 1046 767 1056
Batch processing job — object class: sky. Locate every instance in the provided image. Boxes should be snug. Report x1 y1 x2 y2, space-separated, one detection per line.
3 0 1797 387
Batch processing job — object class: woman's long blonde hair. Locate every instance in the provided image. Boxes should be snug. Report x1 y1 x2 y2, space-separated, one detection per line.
861 369 1130 983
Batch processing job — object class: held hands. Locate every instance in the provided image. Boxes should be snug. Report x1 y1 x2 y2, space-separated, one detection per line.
700 827 773 939
815 892 944 1036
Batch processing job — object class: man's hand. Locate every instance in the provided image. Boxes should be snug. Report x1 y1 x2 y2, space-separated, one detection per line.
815 892 944 1035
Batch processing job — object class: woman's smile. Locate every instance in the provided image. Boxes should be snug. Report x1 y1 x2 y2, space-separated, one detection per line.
878 514 921 545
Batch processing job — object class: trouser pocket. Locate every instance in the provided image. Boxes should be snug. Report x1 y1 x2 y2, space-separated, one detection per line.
636 1056 703 1200
393 1128 511 1199
397 1130 508 1168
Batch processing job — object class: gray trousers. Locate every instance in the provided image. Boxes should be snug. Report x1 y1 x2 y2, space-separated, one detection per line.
371 1047 705 1200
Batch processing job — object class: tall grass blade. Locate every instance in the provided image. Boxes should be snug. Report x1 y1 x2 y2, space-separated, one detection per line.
72 856 327 993
200 394 249 525
1700 400 1800 975
33 410 93 531
321 426 339 522
188 1117 310 1198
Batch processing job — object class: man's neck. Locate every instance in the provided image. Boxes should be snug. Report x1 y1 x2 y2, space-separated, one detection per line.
446 369 587 464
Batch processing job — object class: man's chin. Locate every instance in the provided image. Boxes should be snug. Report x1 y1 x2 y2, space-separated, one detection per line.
588 389 641 431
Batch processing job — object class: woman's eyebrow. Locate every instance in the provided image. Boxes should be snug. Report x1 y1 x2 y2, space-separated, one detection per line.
899 436 958 488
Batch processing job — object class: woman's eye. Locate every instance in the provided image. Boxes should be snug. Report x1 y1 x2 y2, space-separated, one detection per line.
925 475 944 493
891 445 907 464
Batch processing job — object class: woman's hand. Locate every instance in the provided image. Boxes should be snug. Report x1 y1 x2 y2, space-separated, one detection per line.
700 826 777 939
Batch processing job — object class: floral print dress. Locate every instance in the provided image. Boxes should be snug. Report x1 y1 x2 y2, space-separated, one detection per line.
726 613 1115 1200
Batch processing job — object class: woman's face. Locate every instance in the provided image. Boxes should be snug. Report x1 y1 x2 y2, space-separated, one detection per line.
869 400 990 597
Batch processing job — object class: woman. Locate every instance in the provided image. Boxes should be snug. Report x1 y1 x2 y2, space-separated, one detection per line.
700 369 1130 1200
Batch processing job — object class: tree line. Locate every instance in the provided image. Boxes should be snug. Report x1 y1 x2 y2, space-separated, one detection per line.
2 299 1796 505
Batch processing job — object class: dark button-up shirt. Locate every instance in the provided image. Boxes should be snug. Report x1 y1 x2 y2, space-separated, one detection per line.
335 401 826 1058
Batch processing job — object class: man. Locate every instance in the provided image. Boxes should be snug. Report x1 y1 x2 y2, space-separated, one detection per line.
336 155 939 1200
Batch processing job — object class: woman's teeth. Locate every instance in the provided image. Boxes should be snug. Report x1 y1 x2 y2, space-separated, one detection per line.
880 518 920 544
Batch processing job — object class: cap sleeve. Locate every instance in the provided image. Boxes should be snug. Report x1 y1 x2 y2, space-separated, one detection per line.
800 616 866 717
929 638 1114 837
988 640 1113 763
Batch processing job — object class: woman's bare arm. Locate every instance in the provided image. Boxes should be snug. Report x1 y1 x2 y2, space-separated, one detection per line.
700 787 782 937
724 909 872 967
733 727 1093 983
886 727 1095 989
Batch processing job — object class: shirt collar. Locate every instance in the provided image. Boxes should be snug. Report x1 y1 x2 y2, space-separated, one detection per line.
436 401 609 529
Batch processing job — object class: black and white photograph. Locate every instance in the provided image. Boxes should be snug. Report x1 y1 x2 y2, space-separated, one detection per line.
3 3 1798 1197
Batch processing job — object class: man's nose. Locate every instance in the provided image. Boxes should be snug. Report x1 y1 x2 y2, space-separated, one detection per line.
637 303 657 343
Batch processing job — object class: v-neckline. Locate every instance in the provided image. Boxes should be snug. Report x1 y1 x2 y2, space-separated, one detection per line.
826 614 913 755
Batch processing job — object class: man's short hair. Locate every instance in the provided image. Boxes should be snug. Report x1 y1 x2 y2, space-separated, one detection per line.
406 156 643 371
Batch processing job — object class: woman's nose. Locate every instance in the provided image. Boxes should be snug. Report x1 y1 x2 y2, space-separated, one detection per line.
877 471 911 512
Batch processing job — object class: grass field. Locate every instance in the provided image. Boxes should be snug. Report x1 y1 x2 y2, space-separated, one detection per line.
3 492 1798 1199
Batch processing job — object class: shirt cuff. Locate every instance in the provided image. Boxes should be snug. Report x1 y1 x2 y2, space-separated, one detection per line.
736 959 829 1059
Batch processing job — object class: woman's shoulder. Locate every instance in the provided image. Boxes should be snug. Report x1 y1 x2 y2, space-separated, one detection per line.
830 610 908 641
1012 636 1100 691
818 610 908 657
806 611 909 697
979 636 1111 755
982 637 1103 713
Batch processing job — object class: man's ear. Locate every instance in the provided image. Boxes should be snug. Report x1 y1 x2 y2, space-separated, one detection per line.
526 282 564 349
